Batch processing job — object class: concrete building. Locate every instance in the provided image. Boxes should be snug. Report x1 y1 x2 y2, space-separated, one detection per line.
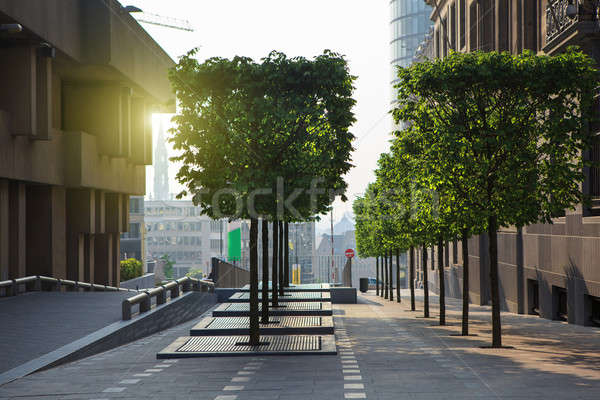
144 200 227 278
0 0 174 286
120 196 145 265
422 0 600 326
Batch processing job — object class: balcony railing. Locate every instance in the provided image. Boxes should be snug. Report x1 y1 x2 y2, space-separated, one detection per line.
546 0 578 43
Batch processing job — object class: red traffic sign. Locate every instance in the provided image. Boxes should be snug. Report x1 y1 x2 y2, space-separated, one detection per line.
345 249 355 258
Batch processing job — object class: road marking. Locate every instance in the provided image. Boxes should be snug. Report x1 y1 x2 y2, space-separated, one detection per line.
134 373 152 377
231 377 250 382
214 396 237 400
344 375 362 381
343 369 361 374
344 393 366 398
237 371 255 375
119 379 140 384
344 383 365 389
102 387 125 393
223 386 244 391
144 369 162 372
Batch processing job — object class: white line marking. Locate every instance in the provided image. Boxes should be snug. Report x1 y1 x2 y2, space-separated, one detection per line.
102 387 126 393
223 386 244 391
119 379 140 384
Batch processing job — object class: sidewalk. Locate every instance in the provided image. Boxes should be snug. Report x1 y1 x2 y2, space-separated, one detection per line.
0 289 598 399
0 291 134 373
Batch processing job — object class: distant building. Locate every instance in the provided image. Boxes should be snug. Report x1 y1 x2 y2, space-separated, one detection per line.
153 121 170 201
144 201 227 278
120 196 145 266
237 221 316 283
390 0 432 103
0 0 173 286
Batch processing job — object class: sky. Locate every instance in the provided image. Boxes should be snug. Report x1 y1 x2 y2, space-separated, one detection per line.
133 0 393 231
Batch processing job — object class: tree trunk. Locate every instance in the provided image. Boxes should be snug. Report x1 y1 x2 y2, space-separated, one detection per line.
409 246 415 311
261 219 269 324
249 218 260 345
278 220 284 296
388 250 393 302
376 256 380 296
396 248 401 303
384 252 389 299
271 220 279 307
423 245 429 318
438 236 446 325
488 215 502 347
461 229 469 336
284 222 290 287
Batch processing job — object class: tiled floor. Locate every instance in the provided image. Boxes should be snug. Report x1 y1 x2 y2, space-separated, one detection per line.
1 290 600 399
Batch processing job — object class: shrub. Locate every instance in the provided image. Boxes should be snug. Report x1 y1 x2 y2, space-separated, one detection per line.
120 258 143 282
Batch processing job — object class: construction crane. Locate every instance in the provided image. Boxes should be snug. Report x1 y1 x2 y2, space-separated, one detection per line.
123 5 194 32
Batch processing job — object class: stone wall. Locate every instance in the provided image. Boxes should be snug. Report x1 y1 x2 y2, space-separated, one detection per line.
211 258 249 288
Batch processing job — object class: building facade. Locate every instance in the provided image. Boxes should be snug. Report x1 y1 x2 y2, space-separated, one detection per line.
390 0 433 105
0 0 173 287
120 196 145 265
236 220 316 283
422 0 600 326
144 200 227 278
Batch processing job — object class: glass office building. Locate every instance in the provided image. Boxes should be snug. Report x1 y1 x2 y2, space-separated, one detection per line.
390 0 432 103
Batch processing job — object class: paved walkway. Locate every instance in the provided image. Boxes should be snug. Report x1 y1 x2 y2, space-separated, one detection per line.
1 290 599 399
0 292 134 373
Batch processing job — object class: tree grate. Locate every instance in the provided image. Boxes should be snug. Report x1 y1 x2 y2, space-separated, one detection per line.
206 316 322 329
176 335 321 352
231 292 330 300
224 302 322 311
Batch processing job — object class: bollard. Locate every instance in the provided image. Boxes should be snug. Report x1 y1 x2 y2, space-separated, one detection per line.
140 292 151 313
157 286 167 305
122 300 132 320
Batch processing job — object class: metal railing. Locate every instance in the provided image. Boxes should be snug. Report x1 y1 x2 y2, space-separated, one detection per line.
0 275 139 297
546 0 578 43
121 276 214 320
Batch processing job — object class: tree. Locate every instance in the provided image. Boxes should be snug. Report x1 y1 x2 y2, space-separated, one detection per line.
169 50 356 345
394 49 599 347
160 254 174 280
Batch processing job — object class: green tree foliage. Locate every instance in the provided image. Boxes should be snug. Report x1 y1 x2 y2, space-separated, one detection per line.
393 49 598 347
169 49 356 345
120 258 143 282
160 254 175 279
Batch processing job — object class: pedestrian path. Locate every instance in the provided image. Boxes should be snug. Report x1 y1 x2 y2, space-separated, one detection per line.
1 290 599 399
0 291 134 373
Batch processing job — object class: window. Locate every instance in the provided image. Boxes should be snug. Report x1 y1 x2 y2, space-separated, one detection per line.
523 0 538 51
553 286 568 321
450 3 457 51
128 223 141 239
528 279 540 315
469 2 477 51
442 17 448 56
479 0 494 52
211 220 222 233
459 0 466 49
590 139 600 198
210 239 222 250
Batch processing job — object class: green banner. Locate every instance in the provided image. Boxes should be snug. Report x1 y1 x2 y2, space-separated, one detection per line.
228 227 241 261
